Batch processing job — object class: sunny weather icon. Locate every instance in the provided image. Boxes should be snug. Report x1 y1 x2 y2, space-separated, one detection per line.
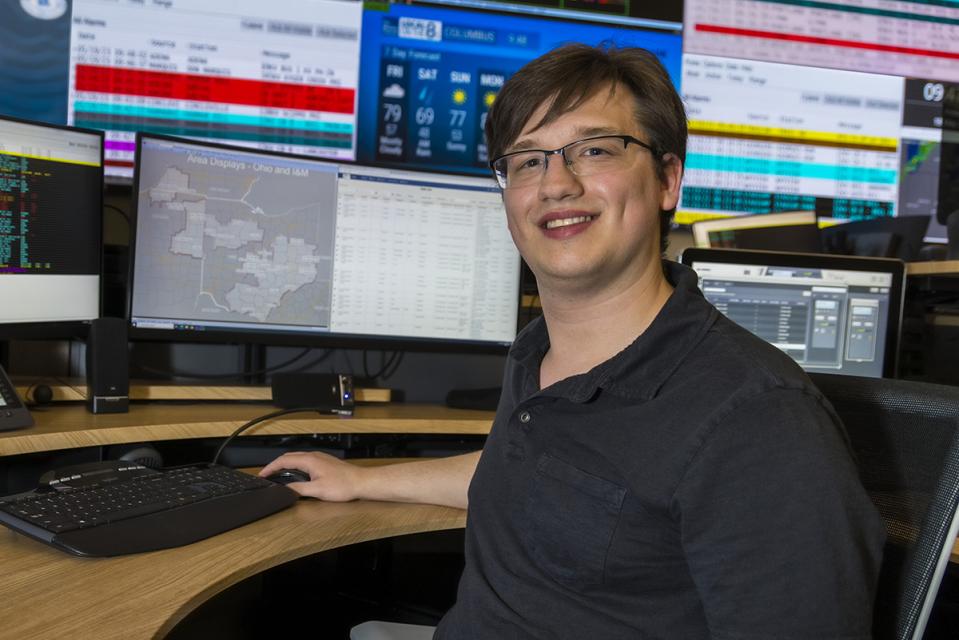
483 92 497 108
452 88 468 105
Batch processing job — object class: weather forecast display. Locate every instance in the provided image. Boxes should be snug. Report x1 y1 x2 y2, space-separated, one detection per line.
355 3 681 175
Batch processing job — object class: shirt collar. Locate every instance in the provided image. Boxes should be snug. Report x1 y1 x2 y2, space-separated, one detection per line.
508 261 718 403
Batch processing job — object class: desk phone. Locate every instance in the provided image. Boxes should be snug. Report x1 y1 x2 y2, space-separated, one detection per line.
0 366 32 431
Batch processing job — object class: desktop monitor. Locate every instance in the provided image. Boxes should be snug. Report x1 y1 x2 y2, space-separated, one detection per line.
128 133 521 351
681 248 905 378
820 215 931 262
691 211 821 252
0 115 103 339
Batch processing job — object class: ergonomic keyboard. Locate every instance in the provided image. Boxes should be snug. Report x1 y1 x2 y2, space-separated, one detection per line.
0 463 298 557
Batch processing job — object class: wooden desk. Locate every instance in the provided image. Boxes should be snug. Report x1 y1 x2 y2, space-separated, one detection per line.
1 401 956 640
0 403 495 457
0 404 484 638
12 380 394 404
906 260 959 277
0 497 466 639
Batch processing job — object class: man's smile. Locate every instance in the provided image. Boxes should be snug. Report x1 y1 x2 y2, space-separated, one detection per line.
537 210 599 238
544 214 596 229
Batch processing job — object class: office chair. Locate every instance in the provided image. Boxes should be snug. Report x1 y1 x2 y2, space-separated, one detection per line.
808 373 959 640
350 621 435 639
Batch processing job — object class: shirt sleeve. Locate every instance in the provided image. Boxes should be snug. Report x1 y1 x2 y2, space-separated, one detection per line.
673 386 886 640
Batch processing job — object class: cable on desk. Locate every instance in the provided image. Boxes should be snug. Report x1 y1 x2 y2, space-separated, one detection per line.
211 406 336 466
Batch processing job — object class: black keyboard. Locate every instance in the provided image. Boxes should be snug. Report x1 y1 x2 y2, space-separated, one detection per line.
0 463 298 557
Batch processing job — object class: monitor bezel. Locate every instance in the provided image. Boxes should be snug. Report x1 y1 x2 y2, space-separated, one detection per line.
0 114 104 341
679 247 906 379
126 132 521 354
691 211 819 248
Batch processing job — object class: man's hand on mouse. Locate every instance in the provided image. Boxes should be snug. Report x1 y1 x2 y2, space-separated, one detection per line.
258 451 364 501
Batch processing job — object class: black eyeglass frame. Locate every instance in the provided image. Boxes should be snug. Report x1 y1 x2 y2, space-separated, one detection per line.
488 134 659 189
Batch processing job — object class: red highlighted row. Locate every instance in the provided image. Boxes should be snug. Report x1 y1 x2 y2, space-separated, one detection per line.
695 24 959 61
75 64 356 114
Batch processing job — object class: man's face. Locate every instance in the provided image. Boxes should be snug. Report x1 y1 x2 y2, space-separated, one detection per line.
501 86 681 294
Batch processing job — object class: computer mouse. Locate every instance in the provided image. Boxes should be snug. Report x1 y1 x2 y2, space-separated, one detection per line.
265 468 311 485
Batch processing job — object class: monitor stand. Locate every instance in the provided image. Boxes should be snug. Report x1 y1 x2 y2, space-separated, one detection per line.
243 344 267 385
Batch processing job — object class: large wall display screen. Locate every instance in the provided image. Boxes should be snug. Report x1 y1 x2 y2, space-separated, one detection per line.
355 2 682 175
680 0 957 240
678 54 903 225
0 0 72 125
1 1 681 182
683 0 959 83
68 0 363 180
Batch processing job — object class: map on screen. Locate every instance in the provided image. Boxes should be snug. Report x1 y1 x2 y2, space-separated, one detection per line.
133 138 339 329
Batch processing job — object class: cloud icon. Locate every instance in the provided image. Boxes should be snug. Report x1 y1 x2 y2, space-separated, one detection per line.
382 83 406 99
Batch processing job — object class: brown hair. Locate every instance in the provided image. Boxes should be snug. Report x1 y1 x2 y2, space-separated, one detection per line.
485 43 687 254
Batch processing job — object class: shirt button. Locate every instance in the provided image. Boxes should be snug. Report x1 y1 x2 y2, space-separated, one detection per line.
518 411 531 424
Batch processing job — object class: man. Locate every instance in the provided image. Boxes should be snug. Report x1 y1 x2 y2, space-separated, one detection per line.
261 44 885 638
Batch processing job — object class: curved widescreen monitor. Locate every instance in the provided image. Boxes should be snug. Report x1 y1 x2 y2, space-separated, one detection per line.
681 248 905 378
128 133 520 351
0 116 103 339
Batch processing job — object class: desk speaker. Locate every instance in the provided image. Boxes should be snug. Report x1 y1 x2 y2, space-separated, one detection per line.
86 317 129 414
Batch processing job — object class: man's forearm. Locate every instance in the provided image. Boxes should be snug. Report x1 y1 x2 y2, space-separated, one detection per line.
354 450 480 510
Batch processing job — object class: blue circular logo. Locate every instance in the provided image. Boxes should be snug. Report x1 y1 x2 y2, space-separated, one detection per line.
20 0 69 21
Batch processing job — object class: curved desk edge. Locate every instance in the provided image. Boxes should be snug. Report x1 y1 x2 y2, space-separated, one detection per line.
0 499 467 640
0 404 495 457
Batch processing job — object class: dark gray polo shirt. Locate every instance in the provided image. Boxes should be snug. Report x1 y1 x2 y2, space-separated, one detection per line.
435 261 885 639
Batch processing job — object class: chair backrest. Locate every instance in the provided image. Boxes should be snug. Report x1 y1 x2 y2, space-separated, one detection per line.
809 373 959 640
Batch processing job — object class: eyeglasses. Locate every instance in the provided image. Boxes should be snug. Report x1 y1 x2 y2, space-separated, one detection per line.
489 134 658 190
